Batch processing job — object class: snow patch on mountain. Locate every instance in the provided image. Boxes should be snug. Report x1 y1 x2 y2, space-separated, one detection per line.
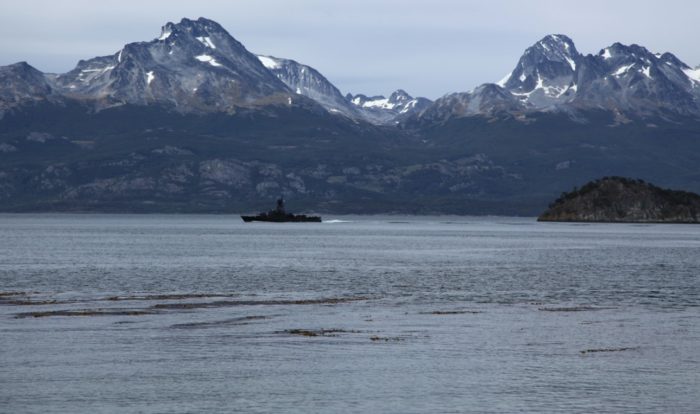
684 67 700 84
196 36 216 49
496 72 511 87
347 90 433 124
195 55 222 67
399 100 419 114
614 64 635 77
356 97 394 110
258 56 281 69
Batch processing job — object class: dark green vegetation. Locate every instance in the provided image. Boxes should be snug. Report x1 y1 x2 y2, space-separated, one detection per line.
2 101 700 214
538 176 700 223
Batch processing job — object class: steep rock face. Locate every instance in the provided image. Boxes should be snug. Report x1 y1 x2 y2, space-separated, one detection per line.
51 17 295 112
346 89 432 124
257 55 361 118
538 177 700 223
499 34 581 108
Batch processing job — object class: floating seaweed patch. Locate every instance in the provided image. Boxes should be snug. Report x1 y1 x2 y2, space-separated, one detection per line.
104 293 239 302
3 299 63 306
369 336 405 342
0 291 28 297
538 306 611 312
282 328 358 337
419 310 482 315
170 315 271 329
15 308 157 318
152 297 370 310
580 347 638 354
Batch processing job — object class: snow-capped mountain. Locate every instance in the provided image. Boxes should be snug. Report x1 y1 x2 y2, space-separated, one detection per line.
573 43 700 117
256 55 362 118
418 34 700 124
498 34 580 108
4 22 700 215
0 17 427 124
258 55 431 124
2 22 699 125
47 18 298 113
346 89 432 124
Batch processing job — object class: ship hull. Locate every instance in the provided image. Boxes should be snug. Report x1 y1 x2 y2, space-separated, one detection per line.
241 215 322 223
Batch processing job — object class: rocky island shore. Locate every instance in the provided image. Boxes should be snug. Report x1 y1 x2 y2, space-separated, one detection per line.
538 177 700 223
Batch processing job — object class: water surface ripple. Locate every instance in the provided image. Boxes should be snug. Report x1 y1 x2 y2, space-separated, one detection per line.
1 214 698 413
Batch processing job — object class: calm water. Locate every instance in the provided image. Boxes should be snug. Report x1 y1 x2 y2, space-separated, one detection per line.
1 214 699 413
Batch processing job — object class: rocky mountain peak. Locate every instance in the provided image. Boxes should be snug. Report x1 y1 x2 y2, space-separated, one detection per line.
474 83 514 97
5 61 35 71
534 34 579 59
157 17 231 46
599 42 660 67
417 33 700 125
150 17 255 64
345 89 432 124
525 34 580 71
0 62 51 83
658 52 688 69
1 62 49 85
498 34 581 107
49 17 293 112
388 89 412 103
415 83 525 124
0 61 55 108
575 41 700 116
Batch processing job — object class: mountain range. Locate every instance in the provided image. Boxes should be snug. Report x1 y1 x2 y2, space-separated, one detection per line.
416 34 700 124
1 17 699 214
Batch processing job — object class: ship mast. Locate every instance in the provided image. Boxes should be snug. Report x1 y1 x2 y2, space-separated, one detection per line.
276 197 285 214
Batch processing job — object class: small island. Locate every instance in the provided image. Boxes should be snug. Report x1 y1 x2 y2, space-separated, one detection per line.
538 177 700 223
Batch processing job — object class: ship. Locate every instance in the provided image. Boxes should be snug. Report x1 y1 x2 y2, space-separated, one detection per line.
241 198 322 223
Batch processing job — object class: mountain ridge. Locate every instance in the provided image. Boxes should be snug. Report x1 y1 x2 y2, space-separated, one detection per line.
413 34 700 125
2 18 700 214
0 17 433 125
2 20 699 124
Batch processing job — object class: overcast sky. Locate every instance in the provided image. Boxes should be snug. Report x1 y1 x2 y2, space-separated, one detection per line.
1 0 699 99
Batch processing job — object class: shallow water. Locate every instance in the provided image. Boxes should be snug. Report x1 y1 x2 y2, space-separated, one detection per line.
1 214 699 413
